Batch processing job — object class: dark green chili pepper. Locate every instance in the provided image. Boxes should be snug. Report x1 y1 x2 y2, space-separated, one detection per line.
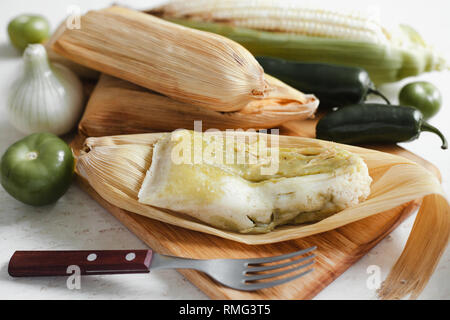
256 56 390 108
316 104 448 149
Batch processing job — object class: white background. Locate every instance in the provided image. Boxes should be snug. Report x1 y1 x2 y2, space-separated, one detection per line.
0 0 448 299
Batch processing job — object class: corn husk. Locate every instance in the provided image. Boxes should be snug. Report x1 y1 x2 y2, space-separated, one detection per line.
45 21 100 80
79 74 318 137
51 6 273 112
76 131 449 300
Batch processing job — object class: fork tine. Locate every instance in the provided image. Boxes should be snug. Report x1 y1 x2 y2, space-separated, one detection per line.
245 246 316 265
245 259 315 282
241 268 315 291
246 254 315 273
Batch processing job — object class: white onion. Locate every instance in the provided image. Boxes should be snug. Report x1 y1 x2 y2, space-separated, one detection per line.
7 44 84 135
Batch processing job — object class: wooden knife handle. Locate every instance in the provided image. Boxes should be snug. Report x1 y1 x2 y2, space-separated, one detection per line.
8 250 153 277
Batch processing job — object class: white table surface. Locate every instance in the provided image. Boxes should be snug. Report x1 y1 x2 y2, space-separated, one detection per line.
0 0 448 300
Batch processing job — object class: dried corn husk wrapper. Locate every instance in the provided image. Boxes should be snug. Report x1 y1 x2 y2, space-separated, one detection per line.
51 6 275 112
45 20 100 80
76 131 449 300
45 46 99 81
79 74 318 137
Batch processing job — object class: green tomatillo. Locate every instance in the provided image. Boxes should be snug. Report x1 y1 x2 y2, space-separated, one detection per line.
7 14 50 51
0 133 74 206
399 81 442 120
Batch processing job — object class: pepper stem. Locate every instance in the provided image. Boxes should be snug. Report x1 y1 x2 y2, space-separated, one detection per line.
367 88 391 105
421 122 448 150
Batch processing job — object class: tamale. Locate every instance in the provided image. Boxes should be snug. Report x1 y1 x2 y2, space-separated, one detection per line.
138 130 372 233
51 6 269 112
78 130 372 233
76 131 449 300
78 74 318 137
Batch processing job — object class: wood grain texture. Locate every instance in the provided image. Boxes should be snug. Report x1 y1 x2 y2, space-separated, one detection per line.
71 125 439 299
76 175 420 299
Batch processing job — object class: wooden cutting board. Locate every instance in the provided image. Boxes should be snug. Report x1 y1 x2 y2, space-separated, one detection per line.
71 120 441 299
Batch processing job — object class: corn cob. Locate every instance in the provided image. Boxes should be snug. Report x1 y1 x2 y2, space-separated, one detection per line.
150 0 446 84
153 0 390 44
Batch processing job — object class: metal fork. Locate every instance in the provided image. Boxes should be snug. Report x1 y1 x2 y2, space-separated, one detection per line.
8 246 316 291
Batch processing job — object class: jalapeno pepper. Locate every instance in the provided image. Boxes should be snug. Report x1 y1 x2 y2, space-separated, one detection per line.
315 104 448 149
256 57 390 108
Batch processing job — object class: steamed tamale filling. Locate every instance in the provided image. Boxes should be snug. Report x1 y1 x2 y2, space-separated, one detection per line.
163 164 229 204
166 130 357 182
228 147 356 182
138 130 372 233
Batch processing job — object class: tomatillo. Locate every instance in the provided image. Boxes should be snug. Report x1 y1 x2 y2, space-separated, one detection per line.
7 14 50 51
399 81 442 120
0 133 74 206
